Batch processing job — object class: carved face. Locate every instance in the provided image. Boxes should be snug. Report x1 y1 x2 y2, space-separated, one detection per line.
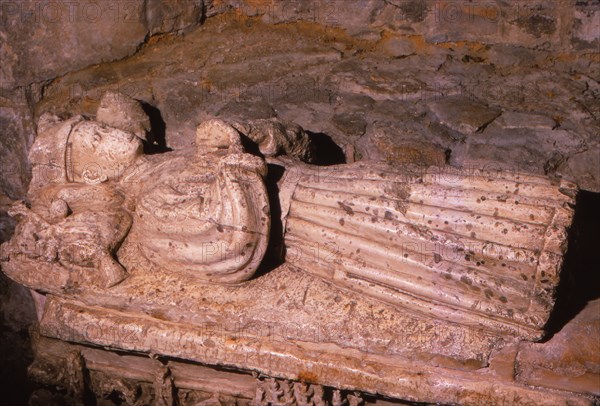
69 122 143 184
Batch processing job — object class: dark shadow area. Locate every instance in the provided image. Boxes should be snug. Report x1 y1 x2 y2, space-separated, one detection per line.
245 131 344 279
306 131 346 166
140 102 172 154
0 273 37 405
253 163 286 279
0 210 37 405
199 1 208 24
239 133 264 159
0 209 16 245
543 190 600 341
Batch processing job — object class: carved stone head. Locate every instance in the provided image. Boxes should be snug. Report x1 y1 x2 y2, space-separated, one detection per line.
29 113 144 193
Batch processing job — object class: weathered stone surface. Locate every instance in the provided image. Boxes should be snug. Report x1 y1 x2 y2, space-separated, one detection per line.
572 3 600 50
96 91 151 141
253 0 387 35
362 121 447 166
487 45 549 69
495 111 557 130
230 118 315 162
560 148 600 197
28 333 259 405
464 118 588 183
146 0 204 35
210 0 597 55
0 103 584 406
517 299 600 396
0 0 146 87
331 112 367 138
37 296 596 405
0 0 204 88
462 143 546 176
0 88 35 199
428 96 501 135
217 99 277 121
379 36 415 58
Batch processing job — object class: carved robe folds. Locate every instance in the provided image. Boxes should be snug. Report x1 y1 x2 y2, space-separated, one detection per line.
279 161 576 339
120 151 270 284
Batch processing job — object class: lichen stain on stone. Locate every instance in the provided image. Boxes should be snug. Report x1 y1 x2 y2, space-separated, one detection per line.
297 371 319 383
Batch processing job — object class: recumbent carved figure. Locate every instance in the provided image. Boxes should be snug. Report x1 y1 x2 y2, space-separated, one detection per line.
1 92 576 340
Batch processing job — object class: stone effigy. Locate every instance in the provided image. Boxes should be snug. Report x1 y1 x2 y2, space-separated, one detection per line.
1 93 596 405
2 99 575 338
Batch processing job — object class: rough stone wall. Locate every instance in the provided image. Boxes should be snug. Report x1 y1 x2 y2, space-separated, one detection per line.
0 0 204 87
213 0 599 51
1 0 599 200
